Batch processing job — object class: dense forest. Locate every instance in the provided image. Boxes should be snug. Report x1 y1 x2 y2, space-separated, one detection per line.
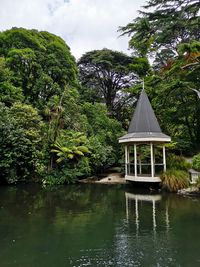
0 0 200 185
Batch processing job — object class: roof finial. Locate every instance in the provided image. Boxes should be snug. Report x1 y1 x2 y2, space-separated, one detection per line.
142 78 145 91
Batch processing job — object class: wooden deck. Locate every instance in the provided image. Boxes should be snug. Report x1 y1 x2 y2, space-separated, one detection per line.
125 175 161 183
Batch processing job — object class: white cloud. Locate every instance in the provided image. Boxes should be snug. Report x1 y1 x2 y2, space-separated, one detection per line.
0 0 146 59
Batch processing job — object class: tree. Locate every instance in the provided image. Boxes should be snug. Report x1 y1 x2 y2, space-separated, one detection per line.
140 41 200 153
120 0 200 66
0 28 77 109
0 57 23 106
158 41 200 149
51 131 90 163
82 102 124 168
120 1 200 153
78 49 149 115
0 28 128 184
0 102 44 183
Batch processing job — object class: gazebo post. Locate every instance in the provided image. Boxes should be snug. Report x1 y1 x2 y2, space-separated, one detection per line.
150 143 154 178
139 157 142 175
127 145 130 174
125 145 128 175
163 145 166 172
134 144 137 177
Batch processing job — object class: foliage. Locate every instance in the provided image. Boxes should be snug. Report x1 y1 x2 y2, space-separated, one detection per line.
44 86 85 144
0 57 23 106
120 0 200 63
192 153 200 171
0 102 44 184
88 136 115 174
82 102 124 162
120 0 200 151
78 49 149 120
51 131 90 163
137 41 200 151
0 20 199 186
42 169 78 186
167 154 192 171
0 28 125 185
0 27 77 109
161 169 189 192
43 156 91 186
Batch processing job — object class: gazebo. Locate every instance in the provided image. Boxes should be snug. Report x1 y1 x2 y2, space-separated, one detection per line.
119 89 171 183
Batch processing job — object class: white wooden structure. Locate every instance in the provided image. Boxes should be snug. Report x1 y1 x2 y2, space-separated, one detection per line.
119 89 171 183
188 169 200 184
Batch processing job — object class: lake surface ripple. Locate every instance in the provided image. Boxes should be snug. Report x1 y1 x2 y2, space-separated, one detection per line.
0 184 200 267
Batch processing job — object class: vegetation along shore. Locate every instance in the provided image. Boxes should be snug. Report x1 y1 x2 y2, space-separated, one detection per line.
0 0 200 192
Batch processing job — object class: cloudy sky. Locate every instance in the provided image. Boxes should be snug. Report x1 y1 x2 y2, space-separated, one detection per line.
0 0 146 59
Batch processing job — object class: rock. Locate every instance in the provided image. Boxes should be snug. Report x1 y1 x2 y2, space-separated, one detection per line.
178 187 200 196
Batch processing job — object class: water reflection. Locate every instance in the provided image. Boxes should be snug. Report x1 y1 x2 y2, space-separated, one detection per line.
124 192 178 266
1 185 200 266
126 192 172 234
125 193 163 232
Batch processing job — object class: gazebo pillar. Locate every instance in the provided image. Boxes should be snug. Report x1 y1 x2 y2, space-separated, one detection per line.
125 145 128 175
134 144 137 177
163 145 166 172
139 156 142 175
150 143 154 178
127 145 130 174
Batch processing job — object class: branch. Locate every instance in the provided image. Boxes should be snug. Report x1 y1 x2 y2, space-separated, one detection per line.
181 62 199 69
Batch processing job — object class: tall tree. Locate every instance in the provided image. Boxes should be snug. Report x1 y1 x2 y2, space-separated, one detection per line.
78 48 149 115
120 0 200 66
0 102 44 183
0 28 77 108
0 57 23 106
141 41 200 152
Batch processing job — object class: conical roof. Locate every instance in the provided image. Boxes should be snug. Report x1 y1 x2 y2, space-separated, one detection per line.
128 89 161 133
119 89 171 143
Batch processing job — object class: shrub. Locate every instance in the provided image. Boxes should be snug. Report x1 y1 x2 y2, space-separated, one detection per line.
161 169 189 192
167 154 191 171
42 169 78 186
192 153 200 171
88 136 116 174
0 102 44 184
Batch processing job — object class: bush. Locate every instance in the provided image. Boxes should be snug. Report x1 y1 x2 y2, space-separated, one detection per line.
88 136 116 174
167 154 191 171
42 169 78 186
192 153 200 171
161 169 189 192
0 102 44 184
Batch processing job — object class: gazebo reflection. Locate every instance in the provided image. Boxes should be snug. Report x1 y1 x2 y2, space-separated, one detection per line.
125 192 170 234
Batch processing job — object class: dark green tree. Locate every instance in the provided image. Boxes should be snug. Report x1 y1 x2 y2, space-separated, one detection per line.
120 0 200 66
0 28 126 184
0 28 77 108
78 49 149 116
0 57 23 106
0 102 44 183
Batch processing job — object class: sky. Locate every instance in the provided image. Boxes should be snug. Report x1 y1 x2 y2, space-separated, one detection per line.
0 0 146 59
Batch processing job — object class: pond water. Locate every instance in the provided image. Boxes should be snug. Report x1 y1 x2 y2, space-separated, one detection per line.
0 184 200 267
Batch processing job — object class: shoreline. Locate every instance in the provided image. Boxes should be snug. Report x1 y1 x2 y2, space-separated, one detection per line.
178 187 200 196
79 172 128 185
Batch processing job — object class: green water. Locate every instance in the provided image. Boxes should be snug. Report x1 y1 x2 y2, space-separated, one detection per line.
0 184 200 267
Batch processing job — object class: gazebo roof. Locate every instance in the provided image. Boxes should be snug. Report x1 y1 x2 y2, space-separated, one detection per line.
119 89 171 143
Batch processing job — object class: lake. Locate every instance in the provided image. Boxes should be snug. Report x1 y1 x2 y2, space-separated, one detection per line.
0 184 200 267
